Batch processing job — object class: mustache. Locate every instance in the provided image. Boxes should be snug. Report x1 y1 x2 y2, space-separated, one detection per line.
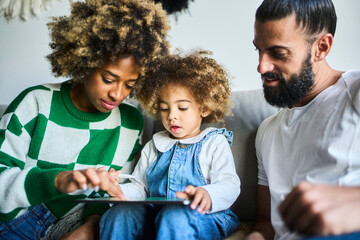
261 72 285 82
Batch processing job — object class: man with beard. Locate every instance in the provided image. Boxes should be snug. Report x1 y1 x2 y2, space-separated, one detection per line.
245 0 360 240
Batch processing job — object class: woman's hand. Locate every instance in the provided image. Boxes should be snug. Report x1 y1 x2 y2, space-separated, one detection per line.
54 167 125 199
176 185 211 214
108 168 122 184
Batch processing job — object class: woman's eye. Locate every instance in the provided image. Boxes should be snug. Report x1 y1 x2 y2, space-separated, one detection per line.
125 84 134 90
101 76 112 84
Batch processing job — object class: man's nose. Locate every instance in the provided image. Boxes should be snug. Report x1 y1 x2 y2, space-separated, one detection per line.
257 54 275 74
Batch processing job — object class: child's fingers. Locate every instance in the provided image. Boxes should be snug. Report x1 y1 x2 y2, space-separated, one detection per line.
197 197 211 214
190 191 203 210
184 185 196 195
175 191 189 199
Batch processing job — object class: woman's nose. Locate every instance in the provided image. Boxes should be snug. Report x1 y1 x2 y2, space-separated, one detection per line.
109 84 123 101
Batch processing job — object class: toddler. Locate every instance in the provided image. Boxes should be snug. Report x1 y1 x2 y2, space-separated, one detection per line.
100 50 240 239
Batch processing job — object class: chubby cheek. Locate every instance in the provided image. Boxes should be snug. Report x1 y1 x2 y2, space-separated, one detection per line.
160 114 169 127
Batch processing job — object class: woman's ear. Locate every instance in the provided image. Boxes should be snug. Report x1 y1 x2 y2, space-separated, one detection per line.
314 33 333 61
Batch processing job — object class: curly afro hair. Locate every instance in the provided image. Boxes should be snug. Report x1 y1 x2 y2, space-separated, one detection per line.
46 0 170 83
153 0 194 14
136 50 232 123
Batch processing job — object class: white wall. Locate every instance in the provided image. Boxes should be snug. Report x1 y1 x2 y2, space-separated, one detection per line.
0 0 359 105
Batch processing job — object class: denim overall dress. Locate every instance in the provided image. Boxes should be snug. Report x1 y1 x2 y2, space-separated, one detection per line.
100 128 239 239
146 128 239 237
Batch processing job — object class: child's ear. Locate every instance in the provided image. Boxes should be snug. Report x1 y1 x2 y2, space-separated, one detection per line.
201 108 210 118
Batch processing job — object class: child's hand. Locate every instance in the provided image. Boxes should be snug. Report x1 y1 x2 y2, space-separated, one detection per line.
176 185 212 214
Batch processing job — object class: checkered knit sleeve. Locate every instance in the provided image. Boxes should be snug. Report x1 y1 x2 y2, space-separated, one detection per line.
0 84 67 222
1 82 146 222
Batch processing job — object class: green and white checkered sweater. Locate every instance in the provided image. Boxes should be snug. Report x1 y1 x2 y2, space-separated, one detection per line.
0 81 143 222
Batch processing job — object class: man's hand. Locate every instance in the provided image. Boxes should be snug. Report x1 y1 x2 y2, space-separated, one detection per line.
279 182 360 236
176 185 211 214
55 167 125 199
244 232 266 240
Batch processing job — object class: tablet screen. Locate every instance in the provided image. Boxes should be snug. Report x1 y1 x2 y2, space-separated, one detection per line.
76 197 191 205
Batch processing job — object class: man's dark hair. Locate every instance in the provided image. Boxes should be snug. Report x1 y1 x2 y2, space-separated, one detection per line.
255 0 337 37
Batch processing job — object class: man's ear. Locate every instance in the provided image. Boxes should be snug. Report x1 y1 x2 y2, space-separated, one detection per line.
314 33 333 61
201 108 211 118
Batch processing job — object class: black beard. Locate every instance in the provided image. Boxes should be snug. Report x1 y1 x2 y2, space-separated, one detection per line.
262 53 314 108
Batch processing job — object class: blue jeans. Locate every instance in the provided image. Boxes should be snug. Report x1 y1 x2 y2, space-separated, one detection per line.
304 232 360 240
100 203 239 240
0 203 56 240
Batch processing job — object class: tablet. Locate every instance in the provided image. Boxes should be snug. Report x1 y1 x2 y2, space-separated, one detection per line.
76 197 191 205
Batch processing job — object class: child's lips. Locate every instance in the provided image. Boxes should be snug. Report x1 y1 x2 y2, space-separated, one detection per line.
170 125 181 133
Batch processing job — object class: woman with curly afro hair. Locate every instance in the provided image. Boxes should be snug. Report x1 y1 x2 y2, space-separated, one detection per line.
100 50 240 239
0 0 170 239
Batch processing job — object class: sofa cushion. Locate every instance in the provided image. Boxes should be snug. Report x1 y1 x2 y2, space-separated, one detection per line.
0 105 6 117
224 89 278 220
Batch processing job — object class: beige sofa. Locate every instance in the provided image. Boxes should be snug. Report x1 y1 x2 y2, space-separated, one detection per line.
0 89 279 239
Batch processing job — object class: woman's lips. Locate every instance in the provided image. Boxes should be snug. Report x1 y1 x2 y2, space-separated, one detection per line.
101 99 118 110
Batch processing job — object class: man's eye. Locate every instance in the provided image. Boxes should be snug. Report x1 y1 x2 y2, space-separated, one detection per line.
273 51 286 58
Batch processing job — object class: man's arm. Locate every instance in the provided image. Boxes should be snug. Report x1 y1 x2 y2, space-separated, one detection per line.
279 182 360 236
245 185 275 240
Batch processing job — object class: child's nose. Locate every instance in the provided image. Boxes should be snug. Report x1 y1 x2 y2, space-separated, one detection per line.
168 109 177 120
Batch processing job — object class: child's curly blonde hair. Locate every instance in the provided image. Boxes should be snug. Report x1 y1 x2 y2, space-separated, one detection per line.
46 0 170 84
136 50 232 123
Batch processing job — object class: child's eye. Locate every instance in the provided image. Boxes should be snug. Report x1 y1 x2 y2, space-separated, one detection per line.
160 108 169 112
179 107 188 111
